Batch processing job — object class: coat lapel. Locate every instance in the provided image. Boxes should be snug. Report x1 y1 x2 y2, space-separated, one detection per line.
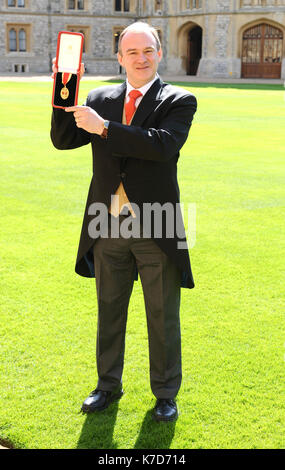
102 77 163 126
131 77 163 127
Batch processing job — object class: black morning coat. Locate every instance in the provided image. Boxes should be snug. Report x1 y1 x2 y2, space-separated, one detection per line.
50 76 197 288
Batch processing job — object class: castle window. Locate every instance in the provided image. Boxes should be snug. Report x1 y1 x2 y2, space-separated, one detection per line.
68 0 85 10
183 0 201 9
115 0 130 12
9 29 17 51
239 0 278 6
7 24 30 52
19 28 26 51
7 0 26 6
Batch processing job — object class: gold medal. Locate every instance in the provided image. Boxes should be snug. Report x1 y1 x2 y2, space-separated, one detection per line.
60 73 72 100
60 86 69 100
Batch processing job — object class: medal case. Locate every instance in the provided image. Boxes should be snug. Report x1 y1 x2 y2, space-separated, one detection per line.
52 31 84 109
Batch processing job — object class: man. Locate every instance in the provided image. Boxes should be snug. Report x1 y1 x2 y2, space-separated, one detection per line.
51 22 197 422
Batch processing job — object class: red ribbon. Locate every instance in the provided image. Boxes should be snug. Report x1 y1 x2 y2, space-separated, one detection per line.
62 73 71 85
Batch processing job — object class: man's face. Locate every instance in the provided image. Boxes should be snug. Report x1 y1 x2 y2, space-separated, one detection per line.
117 31 162 88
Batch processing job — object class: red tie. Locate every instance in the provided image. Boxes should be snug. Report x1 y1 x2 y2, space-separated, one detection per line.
125 89 142 125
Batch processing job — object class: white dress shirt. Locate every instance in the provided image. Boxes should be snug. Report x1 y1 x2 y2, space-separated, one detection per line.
125 74 159 108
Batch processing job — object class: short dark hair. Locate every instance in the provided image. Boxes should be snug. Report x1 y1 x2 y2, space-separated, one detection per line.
118 22 161 55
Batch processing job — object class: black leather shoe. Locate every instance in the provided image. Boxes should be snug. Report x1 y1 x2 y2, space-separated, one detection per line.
153 399 178 422
81 385 123 413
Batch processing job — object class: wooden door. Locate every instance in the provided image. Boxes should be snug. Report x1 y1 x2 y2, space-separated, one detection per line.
242 24 283 79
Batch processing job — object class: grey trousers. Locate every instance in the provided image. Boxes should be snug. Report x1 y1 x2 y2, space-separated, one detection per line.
93 214 182 399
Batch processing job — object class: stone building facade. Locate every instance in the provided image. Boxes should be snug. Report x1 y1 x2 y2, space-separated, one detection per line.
0 0 285 79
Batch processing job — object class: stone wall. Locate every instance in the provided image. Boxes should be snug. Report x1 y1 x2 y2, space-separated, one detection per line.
0 0 284 78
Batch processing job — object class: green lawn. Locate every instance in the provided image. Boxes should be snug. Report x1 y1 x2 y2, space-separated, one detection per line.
0 79 284 449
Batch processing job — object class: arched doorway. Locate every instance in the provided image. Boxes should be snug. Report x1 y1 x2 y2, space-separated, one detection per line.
187 26 202 75
242 23 283 79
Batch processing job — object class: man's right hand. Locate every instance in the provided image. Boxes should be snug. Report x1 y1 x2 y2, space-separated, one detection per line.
51 57 85 80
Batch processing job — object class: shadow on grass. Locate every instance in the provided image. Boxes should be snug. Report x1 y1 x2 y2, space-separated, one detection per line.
76 407 176 449
77 402 120 449
133 410 176 449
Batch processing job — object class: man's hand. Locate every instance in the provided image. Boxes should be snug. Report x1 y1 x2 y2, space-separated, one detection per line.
65 106 105 135
51 57 85 80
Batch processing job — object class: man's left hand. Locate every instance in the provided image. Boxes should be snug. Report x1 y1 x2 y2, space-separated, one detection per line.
65 106 104 135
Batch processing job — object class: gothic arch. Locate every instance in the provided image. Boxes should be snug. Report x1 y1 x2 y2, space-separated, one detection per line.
237 17 285 59
238 18 284 78
177 21 203 74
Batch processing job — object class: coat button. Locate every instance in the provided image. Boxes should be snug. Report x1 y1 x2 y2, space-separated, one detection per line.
121 172 126 179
